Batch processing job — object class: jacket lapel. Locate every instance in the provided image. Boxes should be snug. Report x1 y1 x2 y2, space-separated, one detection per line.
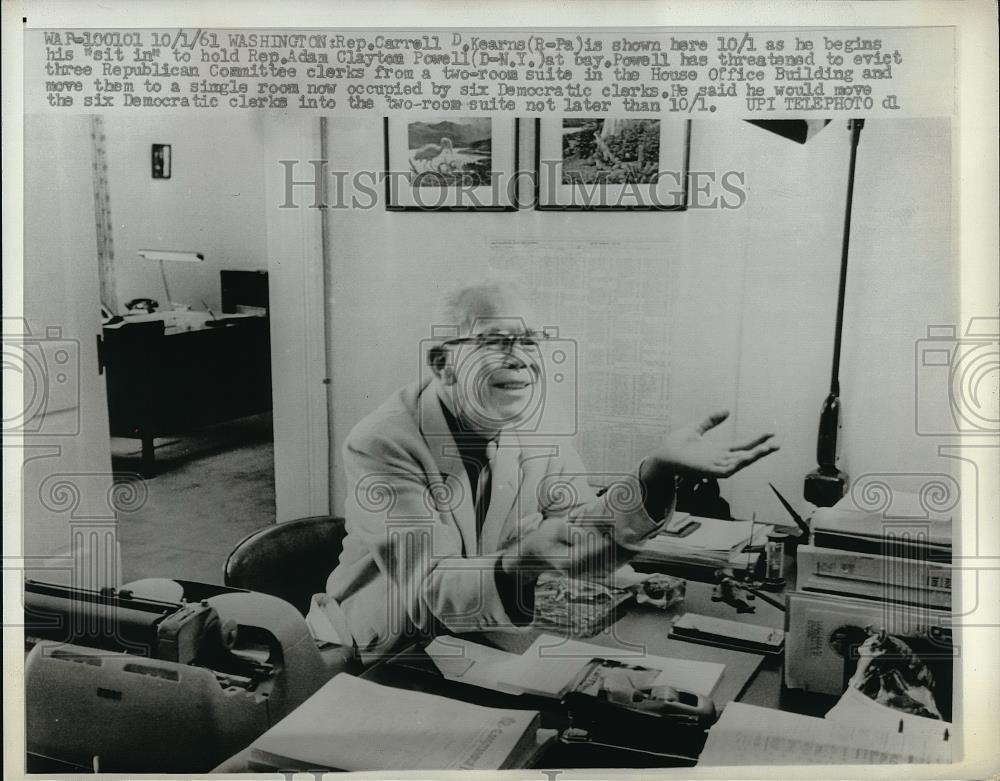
417 385 477 555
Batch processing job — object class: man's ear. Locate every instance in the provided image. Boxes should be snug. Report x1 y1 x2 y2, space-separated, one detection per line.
428 345 454 383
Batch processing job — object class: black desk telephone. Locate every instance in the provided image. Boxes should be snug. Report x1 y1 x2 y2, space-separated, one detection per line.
381 645 716 766
125 297 159 313
559 657 716 761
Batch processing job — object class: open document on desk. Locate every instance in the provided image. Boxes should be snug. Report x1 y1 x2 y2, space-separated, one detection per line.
506 636 725 699
698 702 951 765
423 634 726 700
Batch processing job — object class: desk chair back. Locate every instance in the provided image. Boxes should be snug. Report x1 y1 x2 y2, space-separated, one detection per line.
223 515 347 615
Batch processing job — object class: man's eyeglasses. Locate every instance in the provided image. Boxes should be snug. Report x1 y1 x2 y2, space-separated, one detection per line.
442 331 550 353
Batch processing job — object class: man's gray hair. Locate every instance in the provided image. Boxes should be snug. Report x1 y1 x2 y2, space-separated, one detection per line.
441 275 532 335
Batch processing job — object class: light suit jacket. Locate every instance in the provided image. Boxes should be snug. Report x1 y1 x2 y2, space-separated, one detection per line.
325 379 666 662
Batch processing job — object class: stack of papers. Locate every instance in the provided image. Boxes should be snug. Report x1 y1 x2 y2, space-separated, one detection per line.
825 687 953 743
698 701 951 765
248 673 542 771
634 514 772 572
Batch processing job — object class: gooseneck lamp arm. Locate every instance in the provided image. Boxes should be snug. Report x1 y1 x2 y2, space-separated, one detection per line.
136 250 205 311
806 118 864 506
829 119 865 400
747 119 864 507
158 259 173 309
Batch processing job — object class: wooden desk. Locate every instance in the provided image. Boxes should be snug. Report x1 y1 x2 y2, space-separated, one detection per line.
101 316 272 475
215 563 833 771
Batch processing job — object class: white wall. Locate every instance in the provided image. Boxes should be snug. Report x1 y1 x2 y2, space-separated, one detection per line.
21 115 117 586
730 118 955 517
103 115 269 313
324 118 955 522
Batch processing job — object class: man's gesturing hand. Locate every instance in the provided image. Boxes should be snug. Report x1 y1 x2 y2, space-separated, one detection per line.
501 517 620 579
646 410 779 479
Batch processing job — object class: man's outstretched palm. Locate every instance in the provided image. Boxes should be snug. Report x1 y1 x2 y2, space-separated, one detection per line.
651 410 779 478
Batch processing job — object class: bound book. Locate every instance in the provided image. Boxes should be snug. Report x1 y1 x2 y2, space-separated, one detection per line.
797 544 952 609
811 499 952 562
784 591 951 696
247 673 543 771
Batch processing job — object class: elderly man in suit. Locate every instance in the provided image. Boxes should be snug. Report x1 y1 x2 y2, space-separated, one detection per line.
320 280 778 662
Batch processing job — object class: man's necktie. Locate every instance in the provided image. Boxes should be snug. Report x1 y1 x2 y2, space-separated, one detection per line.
475 440 498 536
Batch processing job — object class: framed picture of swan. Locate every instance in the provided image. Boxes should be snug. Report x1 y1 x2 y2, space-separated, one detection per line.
384 116 519 211
533 117 690 210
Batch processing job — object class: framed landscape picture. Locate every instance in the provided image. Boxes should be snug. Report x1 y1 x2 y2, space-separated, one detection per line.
384 116 519 211
534 118 690 210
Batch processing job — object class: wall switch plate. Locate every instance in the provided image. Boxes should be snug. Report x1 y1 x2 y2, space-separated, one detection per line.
152 144 171 178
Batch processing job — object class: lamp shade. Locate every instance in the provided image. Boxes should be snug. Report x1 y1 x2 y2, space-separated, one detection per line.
746 119 832 144
137 249 204 263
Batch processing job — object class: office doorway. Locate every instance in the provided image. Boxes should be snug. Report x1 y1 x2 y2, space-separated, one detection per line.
21 114 328 587
88 115 279 583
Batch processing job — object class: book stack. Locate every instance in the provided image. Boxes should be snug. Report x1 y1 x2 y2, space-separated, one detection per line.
785 492 953 696
246 674 545 771
810 497 952 562
632 514 771 577
800 491 953 608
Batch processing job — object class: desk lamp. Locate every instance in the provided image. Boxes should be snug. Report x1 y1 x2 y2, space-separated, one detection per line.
748 119 866 507
137 249 205 311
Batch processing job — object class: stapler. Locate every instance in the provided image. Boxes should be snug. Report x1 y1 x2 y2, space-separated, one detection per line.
24 578 338 772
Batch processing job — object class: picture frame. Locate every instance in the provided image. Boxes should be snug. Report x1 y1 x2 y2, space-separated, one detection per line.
384 116 519 211
533 117 690 211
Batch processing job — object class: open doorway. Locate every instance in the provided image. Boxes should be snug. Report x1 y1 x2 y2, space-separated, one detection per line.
94 114 278 584
21 113 328 589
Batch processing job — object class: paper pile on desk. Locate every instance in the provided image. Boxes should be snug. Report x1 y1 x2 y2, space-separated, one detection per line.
826 687 953 744
634 514 772 572
248 673 542 771
698 701 951 765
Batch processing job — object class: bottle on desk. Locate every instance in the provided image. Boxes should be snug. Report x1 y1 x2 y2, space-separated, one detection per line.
762 531 788 591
